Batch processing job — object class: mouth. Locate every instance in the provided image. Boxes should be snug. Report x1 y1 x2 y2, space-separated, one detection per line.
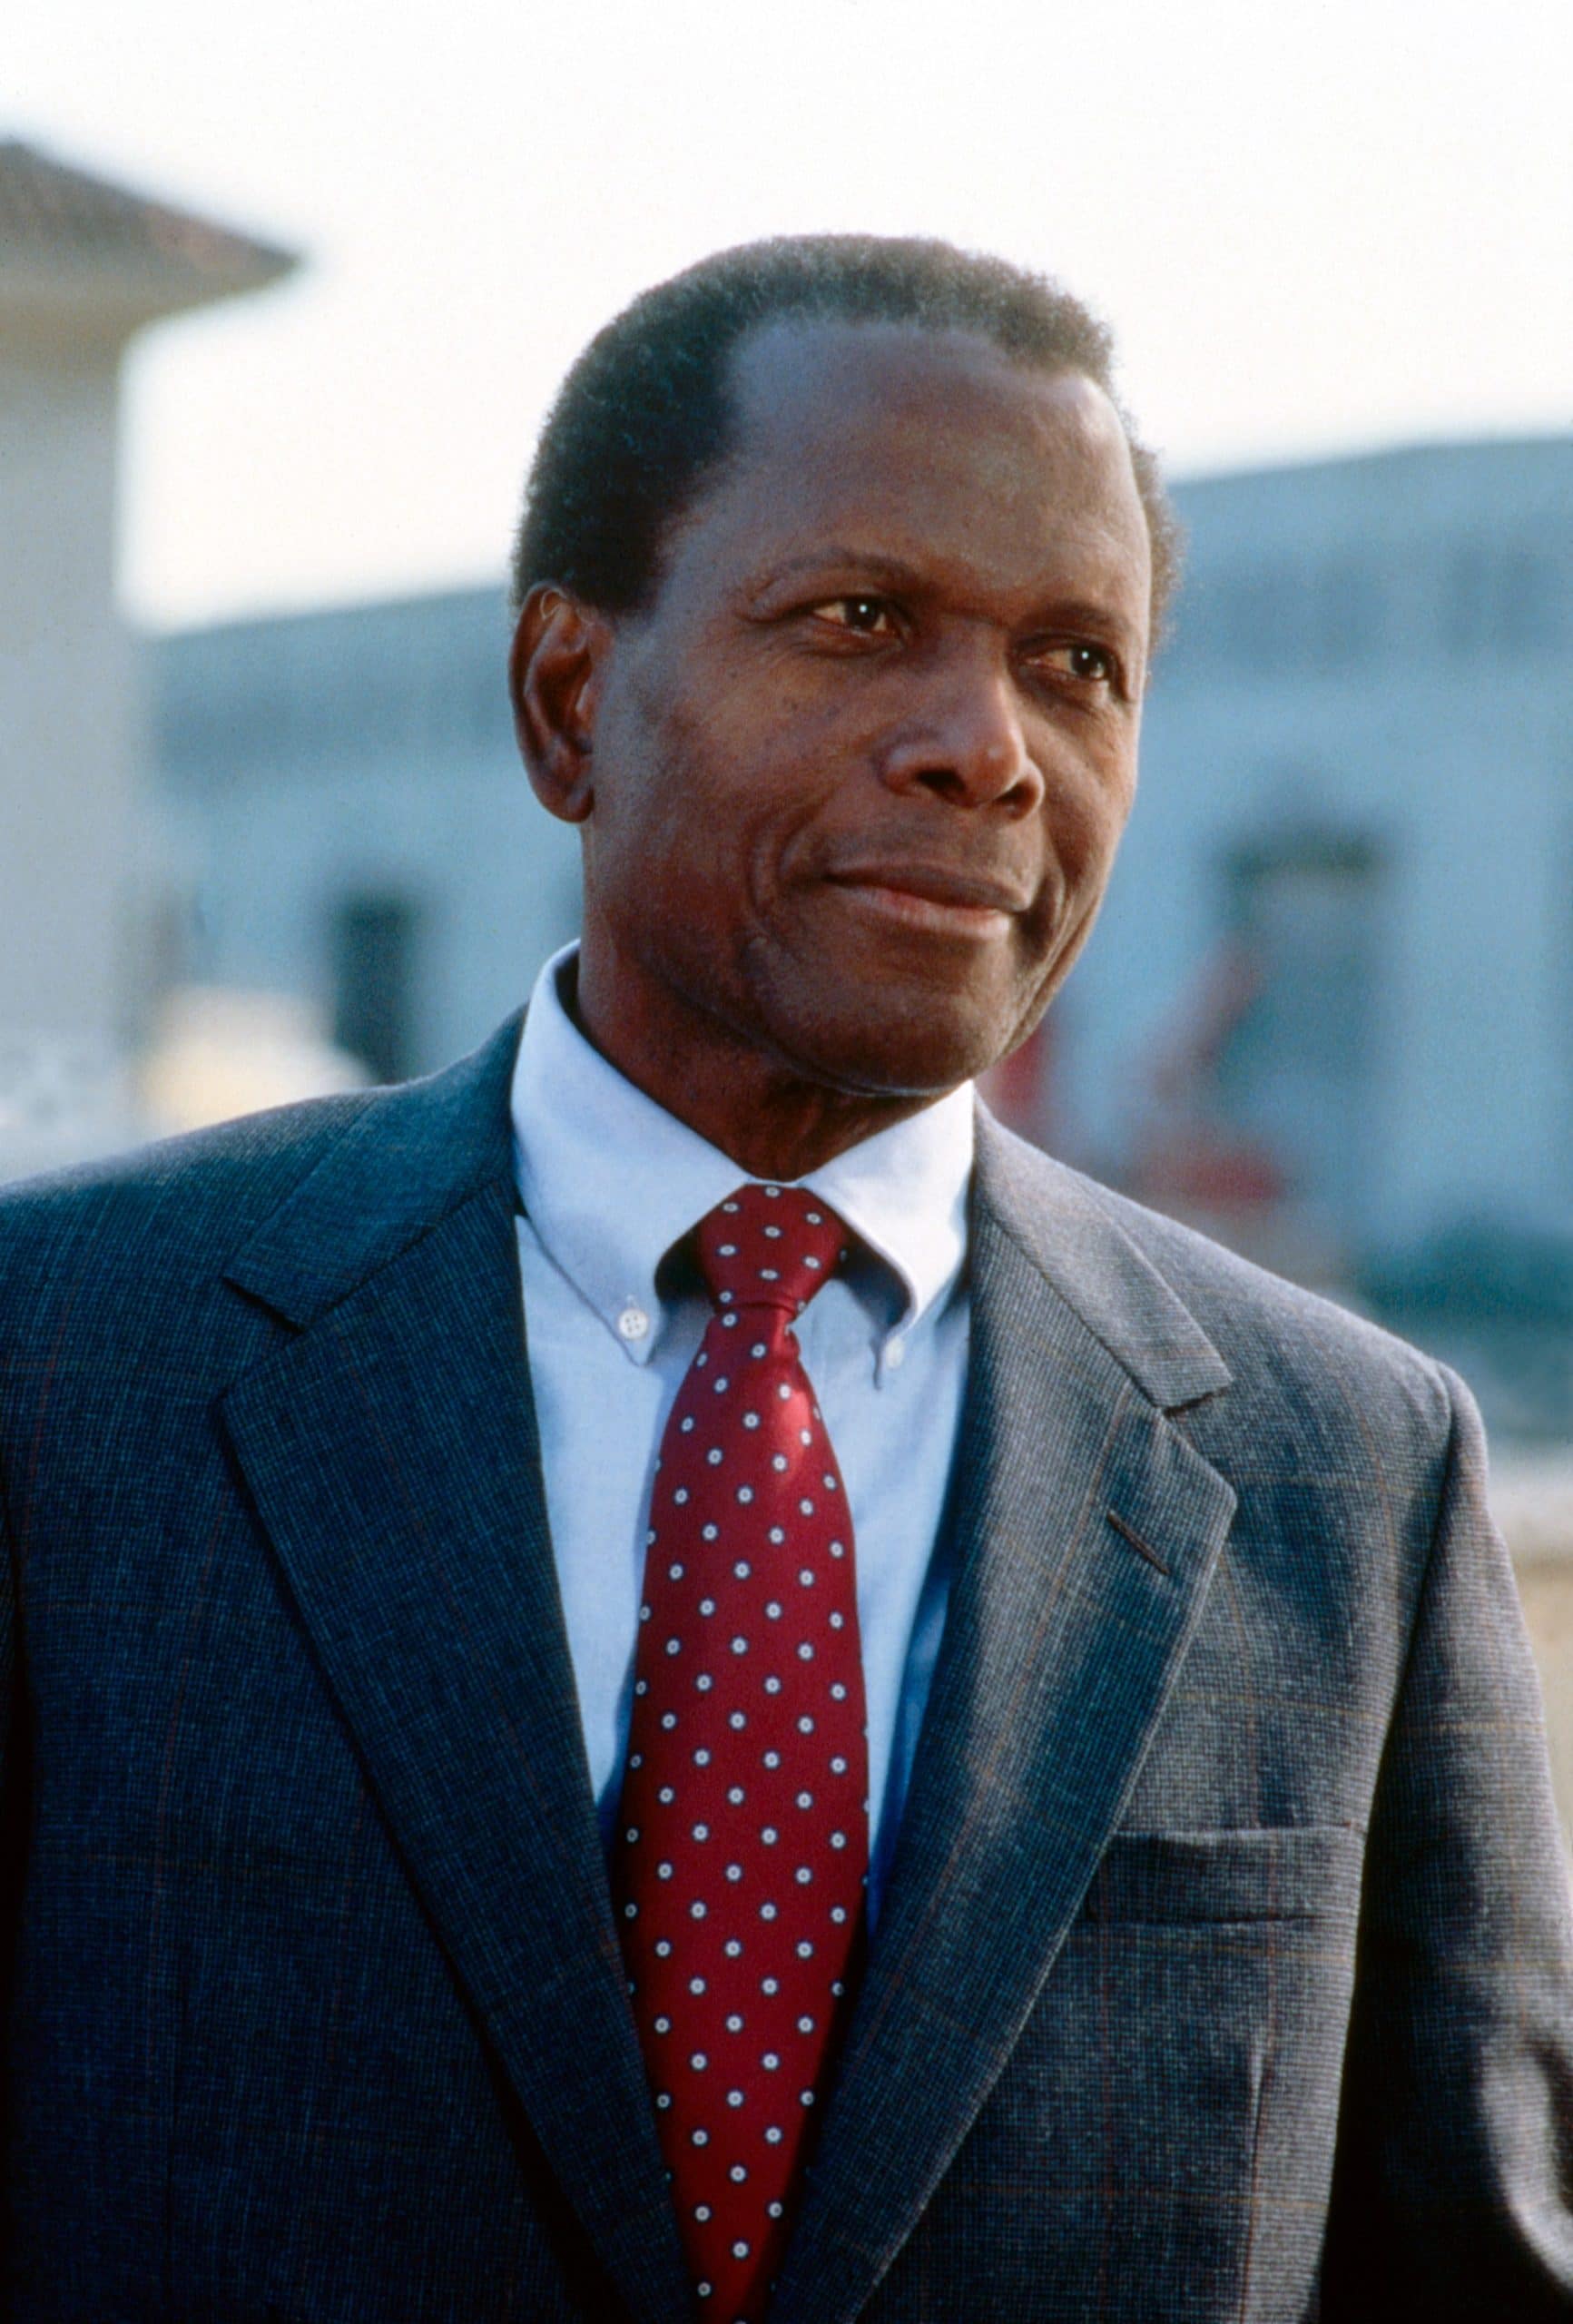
825 863 1029 938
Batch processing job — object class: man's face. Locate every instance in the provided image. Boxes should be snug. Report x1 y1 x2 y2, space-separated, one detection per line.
569 318 1151 1099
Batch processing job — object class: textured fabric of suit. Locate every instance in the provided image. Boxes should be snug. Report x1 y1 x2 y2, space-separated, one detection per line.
2 1016 1570 2322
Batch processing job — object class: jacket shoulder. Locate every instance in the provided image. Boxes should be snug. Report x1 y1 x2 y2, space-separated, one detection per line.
981 1117 1454 1444
1096 1170 1431 1364
0 1011 524 1342
0 1088 379 1313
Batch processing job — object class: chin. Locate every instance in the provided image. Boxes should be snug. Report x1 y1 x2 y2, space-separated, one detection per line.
774 992 1011 1100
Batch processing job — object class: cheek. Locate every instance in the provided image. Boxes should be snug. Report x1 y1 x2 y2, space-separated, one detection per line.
1074 727 1137 842
1085 782 1136 878
597 701 791 935
654 691 836 877
593 685 723 871
1043 763 1131 890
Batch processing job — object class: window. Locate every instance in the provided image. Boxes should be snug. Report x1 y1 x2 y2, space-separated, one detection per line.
330 891 420 1083
1442 544 1563 656
1216 828 1385 1246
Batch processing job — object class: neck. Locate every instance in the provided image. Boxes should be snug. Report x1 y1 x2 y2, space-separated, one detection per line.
569 950 949 1181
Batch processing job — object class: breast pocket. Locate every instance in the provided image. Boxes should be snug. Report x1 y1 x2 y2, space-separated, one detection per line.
1085 1823 1366 1926
1076 1824 1366 2186
933 1827 1366 2320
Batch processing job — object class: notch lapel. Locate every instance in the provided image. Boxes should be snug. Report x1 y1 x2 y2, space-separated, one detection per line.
772 1119 1237 2324
218 1029 692 2324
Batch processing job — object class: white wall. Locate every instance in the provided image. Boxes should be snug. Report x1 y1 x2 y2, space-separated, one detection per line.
0 340 142 1047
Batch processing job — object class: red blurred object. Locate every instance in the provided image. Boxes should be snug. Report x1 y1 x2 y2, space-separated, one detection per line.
978 1014 1057 1145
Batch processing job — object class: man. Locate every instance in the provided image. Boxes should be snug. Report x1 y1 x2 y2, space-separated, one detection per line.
2 238 1570 2322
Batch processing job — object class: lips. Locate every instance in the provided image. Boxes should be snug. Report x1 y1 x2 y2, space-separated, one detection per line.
819 862 1034 945
825 863 1032 914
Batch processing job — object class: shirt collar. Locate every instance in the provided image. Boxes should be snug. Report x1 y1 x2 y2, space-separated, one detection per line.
511 945 973 1365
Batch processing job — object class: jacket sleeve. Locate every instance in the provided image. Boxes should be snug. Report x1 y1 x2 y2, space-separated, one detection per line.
1 1417 19 2172
1321 1364 1573 2316
0 1428 15 1846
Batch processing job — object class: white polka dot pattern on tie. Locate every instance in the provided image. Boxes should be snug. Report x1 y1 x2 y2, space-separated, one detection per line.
613 1184 869 2324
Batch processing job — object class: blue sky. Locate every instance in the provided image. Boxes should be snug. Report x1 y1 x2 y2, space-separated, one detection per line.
11 0 1570 627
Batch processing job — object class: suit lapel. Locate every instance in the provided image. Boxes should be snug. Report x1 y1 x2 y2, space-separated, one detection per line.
218 1028 693 2324
772 1116 1238 2324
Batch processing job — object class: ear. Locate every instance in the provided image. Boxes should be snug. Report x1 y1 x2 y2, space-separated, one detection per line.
508 584 613 825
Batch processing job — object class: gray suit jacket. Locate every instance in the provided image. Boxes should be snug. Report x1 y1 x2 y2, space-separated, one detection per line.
2 1016 1571 2320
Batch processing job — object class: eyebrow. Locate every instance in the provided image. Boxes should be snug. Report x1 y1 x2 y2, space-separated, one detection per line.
752 548 926 591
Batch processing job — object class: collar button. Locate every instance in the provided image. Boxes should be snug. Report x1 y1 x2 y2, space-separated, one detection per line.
617 1303 651 1343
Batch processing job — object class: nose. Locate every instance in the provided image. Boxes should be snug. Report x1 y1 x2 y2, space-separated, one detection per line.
875 635 1043 814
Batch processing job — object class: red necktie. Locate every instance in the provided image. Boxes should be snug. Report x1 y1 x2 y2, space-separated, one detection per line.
613 1183 870 2323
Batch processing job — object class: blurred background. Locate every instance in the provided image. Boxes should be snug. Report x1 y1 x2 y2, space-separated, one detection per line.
4 0 1571 1830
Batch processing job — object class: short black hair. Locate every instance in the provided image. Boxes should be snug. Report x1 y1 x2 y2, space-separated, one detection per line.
510 233 1179 635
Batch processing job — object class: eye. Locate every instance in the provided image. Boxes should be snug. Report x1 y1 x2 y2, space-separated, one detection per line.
1067 642 1113 681
1027 639 1117 687
811 595 899 636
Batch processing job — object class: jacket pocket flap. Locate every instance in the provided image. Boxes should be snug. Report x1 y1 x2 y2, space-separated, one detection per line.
1085 1827 1365 1925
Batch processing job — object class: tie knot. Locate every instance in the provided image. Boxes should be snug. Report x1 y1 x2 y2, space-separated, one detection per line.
695 1184 850 1317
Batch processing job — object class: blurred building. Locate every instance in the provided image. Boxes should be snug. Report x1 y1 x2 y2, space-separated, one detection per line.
152 589 583 1084
0 138 294 1178
1041 435 1573 1437
1066 437 1573 1285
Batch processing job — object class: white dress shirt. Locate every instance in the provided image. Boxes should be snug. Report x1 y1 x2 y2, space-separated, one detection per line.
511 946 972 1921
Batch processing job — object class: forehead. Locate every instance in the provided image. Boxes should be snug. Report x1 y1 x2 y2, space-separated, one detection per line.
679 316 1151 614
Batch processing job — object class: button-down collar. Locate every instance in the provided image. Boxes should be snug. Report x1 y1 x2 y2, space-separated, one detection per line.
511 946 972 1371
